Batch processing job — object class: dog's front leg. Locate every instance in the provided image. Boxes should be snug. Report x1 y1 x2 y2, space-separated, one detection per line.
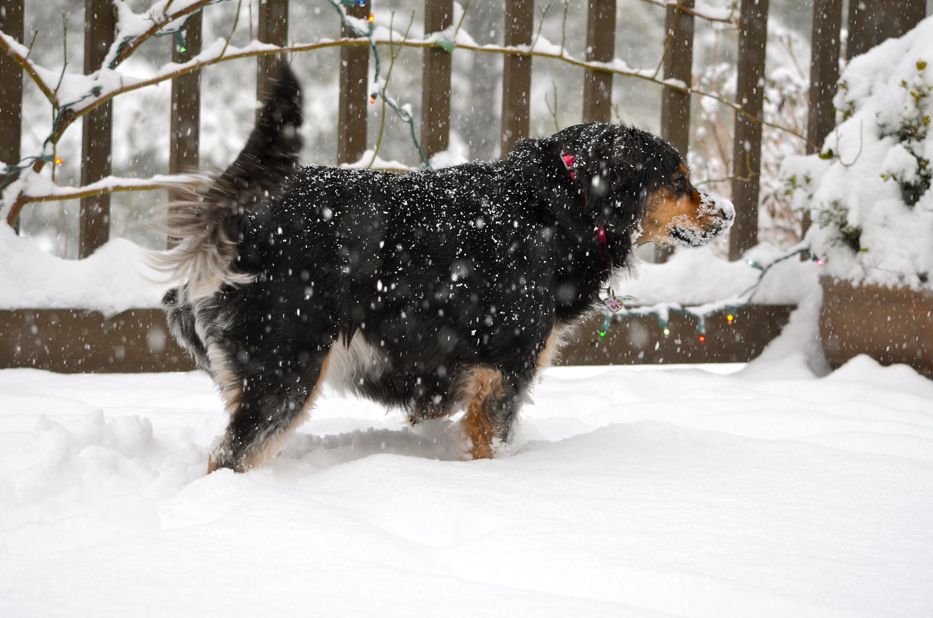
460 368 526 459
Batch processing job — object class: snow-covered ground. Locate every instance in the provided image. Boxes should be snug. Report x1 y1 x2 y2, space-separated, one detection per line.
1 356 932 617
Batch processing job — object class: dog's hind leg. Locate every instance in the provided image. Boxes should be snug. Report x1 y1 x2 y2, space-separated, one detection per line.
460 367 529 460
207 348 332 473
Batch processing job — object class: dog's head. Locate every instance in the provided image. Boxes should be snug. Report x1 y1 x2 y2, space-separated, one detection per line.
548 123 734 250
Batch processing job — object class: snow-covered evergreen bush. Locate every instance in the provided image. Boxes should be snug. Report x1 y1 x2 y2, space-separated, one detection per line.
786 18 933 290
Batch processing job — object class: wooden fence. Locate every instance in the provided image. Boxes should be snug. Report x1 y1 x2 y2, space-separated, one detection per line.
0 0 928 371
2 0 928 255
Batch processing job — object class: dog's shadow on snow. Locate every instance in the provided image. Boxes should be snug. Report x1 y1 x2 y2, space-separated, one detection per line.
277 419 470 469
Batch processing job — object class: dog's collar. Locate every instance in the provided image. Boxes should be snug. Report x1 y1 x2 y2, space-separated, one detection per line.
562 151 608 251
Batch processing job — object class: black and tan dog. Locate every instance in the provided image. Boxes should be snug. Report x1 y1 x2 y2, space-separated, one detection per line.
159 63 734 472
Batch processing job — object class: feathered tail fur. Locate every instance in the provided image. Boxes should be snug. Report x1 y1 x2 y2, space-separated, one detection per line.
154 59 304 299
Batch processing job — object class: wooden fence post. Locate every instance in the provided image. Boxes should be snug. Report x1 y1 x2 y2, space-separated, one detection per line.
847 0 925 60
728 0 769 261
79 0 115 258
803 0 842 236
337 0 371 165
421 0 453 159
582 0 616 123
0 0 24 233
257 0 289 105
168 12 201 247
656 0 694 263
500 0 533 157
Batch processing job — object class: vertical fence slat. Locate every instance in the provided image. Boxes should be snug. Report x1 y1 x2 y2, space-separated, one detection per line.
500 0 533 157
0 0 24 233
421 0 453 160
847 0 925 61
582 0 616 123
168 12 201 247
806 0 843 154
337 0 371 165
656 0 695 263
79 0 115 259
728 0 769 261
803 0 842 237
170 17 201 175
257 0 289 105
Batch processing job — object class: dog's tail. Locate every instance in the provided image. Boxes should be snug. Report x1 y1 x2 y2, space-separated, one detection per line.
155 59 303 299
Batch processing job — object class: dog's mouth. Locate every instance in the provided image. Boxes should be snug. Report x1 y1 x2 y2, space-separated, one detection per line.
668 226 704 247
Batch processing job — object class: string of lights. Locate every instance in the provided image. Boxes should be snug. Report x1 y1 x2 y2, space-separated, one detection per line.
596 245 818 343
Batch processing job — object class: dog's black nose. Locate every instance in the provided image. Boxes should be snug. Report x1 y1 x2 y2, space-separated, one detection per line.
162 288 179 307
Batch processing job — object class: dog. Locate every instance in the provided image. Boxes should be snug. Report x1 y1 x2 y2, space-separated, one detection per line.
158 62 734 473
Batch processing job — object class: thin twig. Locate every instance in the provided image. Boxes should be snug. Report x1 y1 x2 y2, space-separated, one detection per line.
220 0 245 58
544 79 561 133
452 0 471 40
531 1 553 52
24 28 38 61
559 0 570 55
638 0 738 27
369 11 416 168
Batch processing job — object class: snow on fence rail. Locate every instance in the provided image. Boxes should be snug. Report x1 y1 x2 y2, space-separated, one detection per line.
2 0 832 259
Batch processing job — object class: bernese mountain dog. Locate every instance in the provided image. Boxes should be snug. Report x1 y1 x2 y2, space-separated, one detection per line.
158 62 734 472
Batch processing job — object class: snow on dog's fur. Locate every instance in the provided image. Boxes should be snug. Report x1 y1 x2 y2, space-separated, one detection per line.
158 61 734 473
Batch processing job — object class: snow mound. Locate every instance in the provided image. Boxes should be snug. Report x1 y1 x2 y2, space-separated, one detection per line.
1 362 932 616
0 224 171 314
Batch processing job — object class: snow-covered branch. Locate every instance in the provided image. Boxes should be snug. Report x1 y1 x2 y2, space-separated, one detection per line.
107 0 228 68
0 31 57 104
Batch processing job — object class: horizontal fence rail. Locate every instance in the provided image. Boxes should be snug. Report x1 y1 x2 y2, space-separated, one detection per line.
0 306 796 372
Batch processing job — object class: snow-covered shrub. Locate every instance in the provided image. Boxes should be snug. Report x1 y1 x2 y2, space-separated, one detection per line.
785 18 933 289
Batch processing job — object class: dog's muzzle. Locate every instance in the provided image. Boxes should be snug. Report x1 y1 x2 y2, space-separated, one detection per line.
669 192 736 247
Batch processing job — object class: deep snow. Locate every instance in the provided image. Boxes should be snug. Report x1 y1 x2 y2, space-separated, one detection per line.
1 357 932 617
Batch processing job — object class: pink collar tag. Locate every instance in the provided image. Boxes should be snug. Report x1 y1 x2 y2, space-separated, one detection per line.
597 226 608 249
561 153 577 181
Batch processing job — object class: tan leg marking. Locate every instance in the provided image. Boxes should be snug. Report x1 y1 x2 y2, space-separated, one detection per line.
460 367 504 460
207 351 332 474
536 327 566 372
